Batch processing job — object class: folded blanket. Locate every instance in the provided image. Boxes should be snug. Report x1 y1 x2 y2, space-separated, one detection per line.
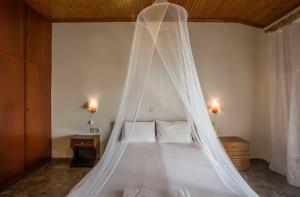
123 188 191 197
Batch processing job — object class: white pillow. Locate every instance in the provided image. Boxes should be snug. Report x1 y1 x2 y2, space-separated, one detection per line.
156 120 193 143
122 121 155 143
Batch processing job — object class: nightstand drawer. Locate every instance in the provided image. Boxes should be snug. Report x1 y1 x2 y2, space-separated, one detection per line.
226 151 249 158
222 142 249 152
70 139 95 148
219 136 250 171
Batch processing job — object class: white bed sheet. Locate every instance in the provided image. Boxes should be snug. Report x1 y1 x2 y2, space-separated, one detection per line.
100 143 239 197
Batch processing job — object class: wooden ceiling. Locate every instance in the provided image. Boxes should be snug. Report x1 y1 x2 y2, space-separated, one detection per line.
26 0 300 28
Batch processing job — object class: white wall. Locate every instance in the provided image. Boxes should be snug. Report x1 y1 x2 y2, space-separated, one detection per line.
52 22 270 160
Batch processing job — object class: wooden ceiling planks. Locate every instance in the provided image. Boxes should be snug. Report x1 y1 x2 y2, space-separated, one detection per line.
25 0 300 28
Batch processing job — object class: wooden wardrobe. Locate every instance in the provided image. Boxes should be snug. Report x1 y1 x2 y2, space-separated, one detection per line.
0 0 51 189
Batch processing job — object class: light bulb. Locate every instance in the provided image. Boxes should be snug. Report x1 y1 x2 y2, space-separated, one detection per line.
210 98 220 113
88 100 98 113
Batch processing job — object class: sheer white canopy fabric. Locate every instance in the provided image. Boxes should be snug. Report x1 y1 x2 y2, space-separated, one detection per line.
68 1 258 196
268 18 300 187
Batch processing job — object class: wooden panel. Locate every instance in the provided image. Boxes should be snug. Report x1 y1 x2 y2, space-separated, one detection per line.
0 55 25 186
221 142 249 152
0 0 25 57
26 5 52 66
219 136 249 143
25 62 51 169
25 0 300 28
25 5 52 170
220 136 250 171
0 1 52 189
226 151 249 158
220 136 249 152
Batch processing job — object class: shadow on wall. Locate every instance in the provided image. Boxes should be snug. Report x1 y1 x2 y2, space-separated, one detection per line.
52 135 73 158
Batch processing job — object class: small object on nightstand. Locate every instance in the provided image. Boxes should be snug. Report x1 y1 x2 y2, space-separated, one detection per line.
70 135 100 167
219 136 250 171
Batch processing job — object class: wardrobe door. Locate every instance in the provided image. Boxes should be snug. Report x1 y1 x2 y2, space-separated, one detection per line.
25 62 51 169
26 5 52 67
0 55 25 186
25 5 51 170
0 0 25 188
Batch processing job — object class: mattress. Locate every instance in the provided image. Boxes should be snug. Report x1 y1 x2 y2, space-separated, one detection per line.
100 143 238 197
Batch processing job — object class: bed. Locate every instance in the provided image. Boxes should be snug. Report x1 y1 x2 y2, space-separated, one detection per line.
99 143 239 197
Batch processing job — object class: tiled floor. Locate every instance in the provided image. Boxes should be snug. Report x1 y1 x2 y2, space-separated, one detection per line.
1 159 300 197
241 160 300 197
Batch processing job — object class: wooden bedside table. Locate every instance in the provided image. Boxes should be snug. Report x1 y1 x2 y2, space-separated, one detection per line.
219 136 250 171
70 135 100 167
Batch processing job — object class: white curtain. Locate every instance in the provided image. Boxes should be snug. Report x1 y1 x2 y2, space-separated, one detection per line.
268 18 300 187
68 1 258 196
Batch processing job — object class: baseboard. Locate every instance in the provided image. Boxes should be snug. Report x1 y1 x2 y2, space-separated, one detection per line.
51 157 72 163
250 158 270 165
0 158 51 191
51 157 71 160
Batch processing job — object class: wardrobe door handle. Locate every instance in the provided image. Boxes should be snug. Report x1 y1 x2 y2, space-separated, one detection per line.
25 108 30 112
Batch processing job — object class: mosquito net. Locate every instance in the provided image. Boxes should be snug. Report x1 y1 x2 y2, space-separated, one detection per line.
68 1 258 196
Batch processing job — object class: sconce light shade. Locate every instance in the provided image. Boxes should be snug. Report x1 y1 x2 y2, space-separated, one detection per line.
88 100 98 113
210 98 220 113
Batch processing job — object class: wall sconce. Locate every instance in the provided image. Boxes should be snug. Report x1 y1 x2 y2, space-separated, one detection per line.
87 99 100 133
209 98 220 113
88 100 98 113
209 98 221 136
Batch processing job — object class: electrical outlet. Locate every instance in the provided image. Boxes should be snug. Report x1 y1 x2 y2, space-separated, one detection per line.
90 127 101 133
